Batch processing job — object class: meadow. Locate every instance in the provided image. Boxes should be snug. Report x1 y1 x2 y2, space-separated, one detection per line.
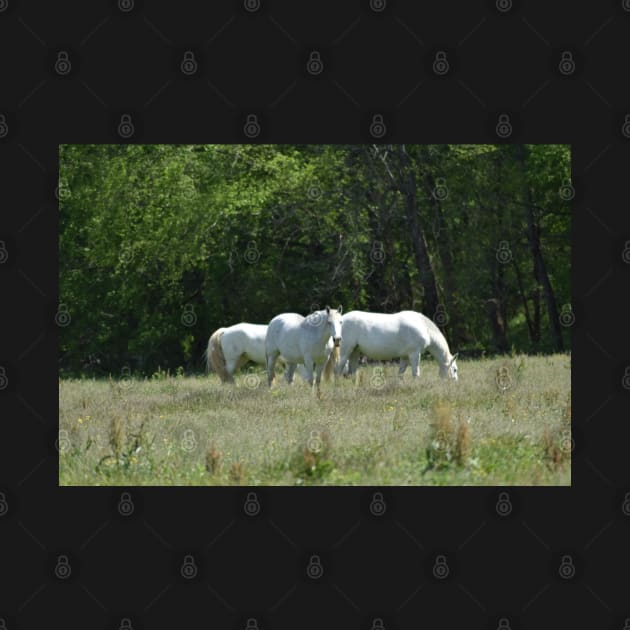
58 353 571 486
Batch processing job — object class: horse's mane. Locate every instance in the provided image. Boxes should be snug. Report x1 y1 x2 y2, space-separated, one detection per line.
419 312 443 338
416 311 451 363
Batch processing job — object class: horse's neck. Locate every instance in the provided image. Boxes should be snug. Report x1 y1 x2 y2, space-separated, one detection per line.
305 312 330 345
426 326 451 367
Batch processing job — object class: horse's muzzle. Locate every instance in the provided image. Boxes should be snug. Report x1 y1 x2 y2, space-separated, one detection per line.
333 338 341 347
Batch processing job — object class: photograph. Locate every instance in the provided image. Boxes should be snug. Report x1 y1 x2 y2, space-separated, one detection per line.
59 143 571 486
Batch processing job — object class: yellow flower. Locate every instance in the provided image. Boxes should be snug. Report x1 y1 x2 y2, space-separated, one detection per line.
78 417 83 424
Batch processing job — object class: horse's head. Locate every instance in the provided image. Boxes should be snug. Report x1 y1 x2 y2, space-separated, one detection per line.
440 352 459 381
325 305 343 346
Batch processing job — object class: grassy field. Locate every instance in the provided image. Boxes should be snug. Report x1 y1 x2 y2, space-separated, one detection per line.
59 354 571 486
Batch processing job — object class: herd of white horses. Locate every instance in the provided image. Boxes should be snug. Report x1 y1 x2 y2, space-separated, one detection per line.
206 308 459 389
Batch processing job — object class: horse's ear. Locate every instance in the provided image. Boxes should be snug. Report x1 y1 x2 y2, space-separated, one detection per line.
338 305 343 314
451 353 459 363
325 305 330 313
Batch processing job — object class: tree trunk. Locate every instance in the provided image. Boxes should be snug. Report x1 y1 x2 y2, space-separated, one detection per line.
487 252 508 352
512 257 536 346
533 285 541 346
515 145 563 351
424 171 458 338
395 145 440 317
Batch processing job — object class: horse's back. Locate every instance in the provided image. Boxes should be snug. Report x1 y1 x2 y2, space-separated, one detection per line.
223 323 267 364
266 313 305 352
343 310 430 359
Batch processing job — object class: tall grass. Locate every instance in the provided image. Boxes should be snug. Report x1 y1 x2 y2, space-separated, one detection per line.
59 354 571 486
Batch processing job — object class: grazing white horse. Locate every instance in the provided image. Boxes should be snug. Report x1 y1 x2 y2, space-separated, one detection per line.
266 306 343 388
206 323 325 384
335 310 458 380
206 323 268 383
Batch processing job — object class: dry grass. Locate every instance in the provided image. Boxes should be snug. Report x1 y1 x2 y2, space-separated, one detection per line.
59 353 571 486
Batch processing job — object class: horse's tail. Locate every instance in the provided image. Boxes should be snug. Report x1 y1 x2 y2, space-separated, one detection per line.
207 328 230 382
323 345 340 382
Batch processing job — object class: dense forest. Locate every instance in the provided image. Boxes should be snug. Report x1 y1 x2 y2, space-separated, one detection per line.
59 144 570 375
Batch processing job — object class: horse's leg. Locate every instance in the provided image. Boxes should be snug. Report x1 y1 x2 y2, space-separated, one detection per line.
409 352 421 378
303 355 314 387
314 362 324 397
266 351 279 387
336 346 351 376
285 363 296 384
399 358 408 376
347 348 361 376
224 356 238 384
235 354 249 372
315 361 324 386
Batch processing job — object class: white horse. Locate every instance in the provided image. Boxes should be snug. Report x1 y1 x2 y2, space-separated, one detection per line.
266 306 343 388
206 323 324 384
335 310 458 380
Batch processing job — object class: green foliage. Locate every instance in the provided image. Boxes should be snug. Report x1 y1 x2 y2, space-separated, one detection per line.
59 144 570 375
